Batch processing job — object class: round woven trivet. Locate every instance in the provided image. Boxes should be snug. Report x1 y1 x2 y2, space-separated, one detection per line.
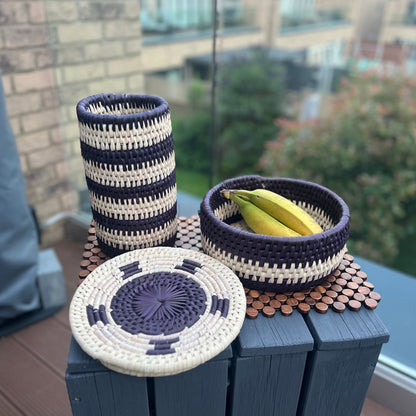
70 246 246 377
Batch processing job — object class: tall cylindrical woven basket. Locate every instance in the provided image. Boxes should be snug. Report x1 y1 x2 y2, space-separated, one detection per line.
77 94 177 258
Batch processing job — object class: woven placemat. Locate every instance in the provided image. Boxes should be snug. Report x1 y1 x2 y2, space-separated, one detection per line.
79 216 381 319
70 245 246 377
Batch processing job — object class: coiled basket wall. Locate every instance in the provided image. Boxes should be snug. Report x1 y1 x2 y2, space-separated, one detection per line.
77 94 177 258
200 176 350 293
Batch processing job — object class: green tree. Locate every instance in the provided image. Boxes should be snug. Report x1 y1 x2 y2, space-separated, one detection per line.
215 48 286 179
172 79 211 174
260 72 416 264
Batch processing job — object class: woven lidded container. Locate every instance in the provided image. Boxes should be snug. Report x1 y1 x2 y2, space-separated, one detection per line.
200 175 350 293
77 94 177 258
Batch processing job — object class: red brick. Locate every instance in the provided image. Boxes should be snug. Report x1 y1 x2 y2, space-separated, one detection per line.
84 41 124 60
0 3 28 25
36 49 54 69
4 26 48 48
57 22 102 43
78 2 124 21
104 20 140 39
45 1 78 23
16 130 51 154
24 165 57 187
41 89 60 109
5 92 43 117
63 61 105 83
21 108 60 133
29 1 46 24
53 45 84 65
0 50 36 73
28 143 66 169
13 68 56 93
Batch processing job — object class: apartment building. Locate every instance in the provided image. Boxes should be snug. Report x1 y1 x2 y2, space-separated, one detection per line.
140 0 358 101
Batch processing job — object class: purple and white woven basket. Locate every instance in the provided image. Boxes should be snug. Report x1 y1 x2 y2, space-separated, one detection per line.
77 94 177 258
69 247 246 377
200 175 350 293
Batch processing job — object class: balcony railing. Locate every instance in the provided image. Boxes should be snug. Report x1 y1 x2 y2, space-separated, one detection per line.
280 9 350 34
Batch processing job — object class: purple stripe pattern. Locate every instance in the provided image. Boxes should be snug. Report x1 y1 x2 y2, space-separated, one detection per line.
87 304 109 326
200 175 350 292
80 135 174 168
110 272 207 336
77 93 177 257
210 296 230 317
174 259 202 274
85 171 177 202
90 203 177 233
147 337 180 355
97 234 177 259
119 261 142 280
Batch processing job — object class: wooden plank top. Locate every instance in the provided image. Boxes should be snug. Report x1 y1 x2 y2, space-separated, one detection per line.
235 312 314 356
305 308 390 351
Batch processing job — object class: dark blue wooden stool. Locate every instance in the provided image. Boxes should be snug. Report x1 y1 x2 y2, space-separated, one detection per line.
298 308 389 416
66 306 389 416
66 338 150 416
66 337 232 416
228 312 314 416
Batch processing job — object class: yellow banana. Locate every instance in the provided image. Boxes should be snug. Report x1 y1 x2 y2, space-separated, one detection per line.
223 191 300 237
229 188 323 235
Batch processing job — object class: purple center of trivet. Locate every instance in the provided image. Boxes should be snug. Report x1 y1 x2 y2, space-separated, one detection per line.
110 271 207 335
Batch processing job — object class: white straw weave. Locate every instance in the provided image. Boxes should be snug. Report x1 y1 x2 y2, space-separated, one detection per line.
69 247 246 377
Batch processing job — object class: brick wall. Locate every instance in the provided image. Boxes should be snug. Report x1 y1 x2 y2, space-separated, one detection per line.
0 1 143 246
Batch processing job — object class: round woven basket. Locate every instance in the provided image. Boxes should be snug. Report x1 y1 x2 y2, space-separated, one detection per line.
77 94 177 258
200 175 350 293
69 247 246 377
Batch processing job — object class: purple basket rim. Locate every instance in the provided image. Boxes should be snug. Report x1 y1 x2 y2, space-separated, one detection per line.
200 175 350 243
76 93 169 127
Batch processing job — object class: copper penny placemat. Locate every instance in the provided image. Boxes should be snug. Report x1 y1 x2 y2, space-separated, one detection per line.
78 216 381 319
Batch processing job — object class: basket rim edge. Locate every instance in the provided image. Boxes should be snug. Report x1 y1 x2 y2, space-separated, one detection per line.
200 175 350 243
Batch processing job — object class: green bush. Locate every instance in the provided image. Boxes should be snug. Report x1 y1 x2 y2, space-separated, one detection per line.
172 80 211 174
215 48 286 179
172 111 211 173
173 49 286 182
260 72 416 264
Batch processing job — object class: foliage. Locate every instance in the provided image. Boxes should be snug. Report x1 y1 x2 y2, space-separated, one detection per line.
175 168 210 198
215 48 286 179
173 49 287 182
172 79 211 174
260 72 416 264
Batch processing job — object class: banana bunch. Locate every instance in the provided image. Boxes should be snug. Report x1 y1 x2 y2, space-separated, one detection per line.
222 188 323 237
